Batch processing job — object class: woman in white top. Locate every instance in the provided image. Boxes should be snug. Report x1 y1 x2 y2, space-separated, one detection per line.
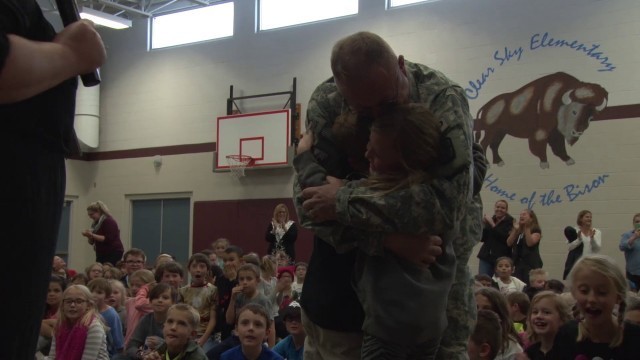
570 210 602 256
265 203 298 261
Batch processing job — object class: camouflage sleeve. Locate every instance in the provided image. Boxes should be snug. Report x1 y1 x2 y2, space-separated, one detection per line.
472 142 488 195
292 82 385 254
334 87 474 245
335 173 466 236
293 149 385 254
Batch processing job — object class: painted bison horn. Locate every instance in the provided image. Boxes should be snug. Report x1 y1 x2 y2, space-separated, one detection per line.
561 89 573 105
595 97 607 112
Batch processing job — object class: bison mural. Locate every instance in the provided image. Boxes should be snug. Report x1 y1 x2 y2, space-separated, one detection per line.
475 72 608 169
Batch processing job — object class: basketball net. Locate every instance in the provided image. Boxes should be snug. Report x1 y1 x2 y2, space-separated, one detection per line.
226 155 254 178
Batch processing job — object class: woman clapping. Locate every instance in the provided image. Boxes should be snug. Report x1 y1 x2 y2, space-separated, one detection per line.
507 209 543 284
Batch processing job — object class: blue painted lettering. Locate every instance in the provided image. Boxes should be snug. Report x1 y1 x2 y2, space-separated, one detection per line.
539 190 562 206
530 32 615 72
520 191 537 210
465 67 495 100
493 46 524 66
563 174 610 201
484 173 517 200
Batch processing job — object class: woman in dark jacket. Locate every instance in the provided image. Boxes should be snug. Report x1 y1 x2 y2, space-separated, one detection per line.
507 209 543 284
478 200 514 277
265 203 298 261
82 201 124 265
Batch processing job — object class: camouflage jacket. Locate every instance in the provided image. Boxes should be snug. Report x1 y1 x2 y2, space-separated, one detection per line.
293 61 477 254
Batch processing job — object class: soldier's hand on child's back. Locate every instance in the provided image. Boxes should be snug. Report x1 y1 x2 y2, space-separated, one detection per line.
383 234 442 268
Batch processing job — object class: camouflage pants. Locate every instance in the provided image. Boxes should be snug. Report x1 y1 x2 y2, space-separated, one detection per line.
436 195 483 360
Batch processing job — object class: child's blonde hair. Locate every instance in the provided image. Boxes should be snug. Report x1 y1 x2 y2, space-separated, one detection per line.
130 269 155 285
85 262 104 277
168 303 200 329
526 291 572 343
104 266 123 281
260 255 277 279
108 279 127 308
529 268 548 280
57 285 105 329
568 254 627 347
354 104 441 195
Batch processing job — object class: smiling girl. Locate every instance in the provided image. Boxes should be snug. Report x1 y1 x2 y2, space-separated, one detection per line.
524 291 572 359
553 255 640 359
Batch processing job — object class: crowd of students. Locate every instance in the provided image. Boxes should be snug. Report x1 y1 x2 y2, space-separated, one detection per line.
38 240 308 360
38 222 640 360
469 254 640 359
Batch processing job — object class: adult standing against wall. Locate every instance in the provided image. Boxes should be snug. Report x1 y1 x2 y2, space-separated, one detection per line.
572 210 601 255
619 213 640 291
82 201 125 265
507 209 543 284
477 200 514 277
294 31 485 360
0 1 106 359
563 210 602 278
265 203 298 261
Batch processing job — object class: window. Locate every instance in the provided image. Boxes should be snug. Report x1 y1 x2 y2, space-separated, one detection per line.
387 0 440 8
258 0 357 31
151 2 234 49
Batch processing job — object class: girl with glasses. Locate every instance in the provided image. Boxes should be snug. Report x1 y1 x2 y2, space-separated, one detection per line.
49 285 109 360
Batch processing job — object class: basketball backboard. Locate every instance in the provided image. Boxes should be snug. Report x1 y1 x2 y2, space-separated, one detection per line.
214 109 291 172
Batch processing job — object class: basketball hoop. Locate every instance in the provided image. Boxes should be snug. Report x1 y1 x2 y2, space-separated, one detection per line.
226 155 254 178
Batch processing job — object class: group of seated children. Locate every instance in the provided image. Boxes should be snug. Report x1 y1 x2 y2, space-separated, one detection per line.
469 254 640 360
41 241 306 360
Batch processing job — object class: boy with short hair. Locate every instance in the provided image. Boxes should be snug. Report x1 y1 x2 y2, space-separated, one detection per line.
506 291 530 333
291 262 307 295
179 253 218 352
221 304 283 360
88 277 124 356
524 268 548 299
122 248 147 288
208 264 275 359
528 268 548 289
214 246 244 341
272 301 305 360
229 264 275 346
145 304 207 360
474 274 499 289
155 261 185 289
468 309 502 360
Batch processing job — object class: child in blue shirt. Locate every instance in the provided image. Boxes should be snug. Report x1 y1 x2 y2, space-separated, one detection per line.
272 301 304 360
221 304 282 360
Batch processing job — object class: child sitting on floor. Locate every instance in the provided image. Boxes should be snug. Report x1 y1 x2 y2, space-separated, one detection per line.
142 304 207 360
220 304 283 360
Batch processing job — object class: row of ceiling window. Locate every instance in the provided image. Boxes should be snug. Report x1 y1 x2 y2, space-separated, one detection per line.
150 0 437 49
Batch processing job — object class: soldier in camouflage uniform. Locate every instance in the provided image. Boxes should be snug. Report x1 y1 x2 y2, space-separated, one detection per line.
294 31 486 360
